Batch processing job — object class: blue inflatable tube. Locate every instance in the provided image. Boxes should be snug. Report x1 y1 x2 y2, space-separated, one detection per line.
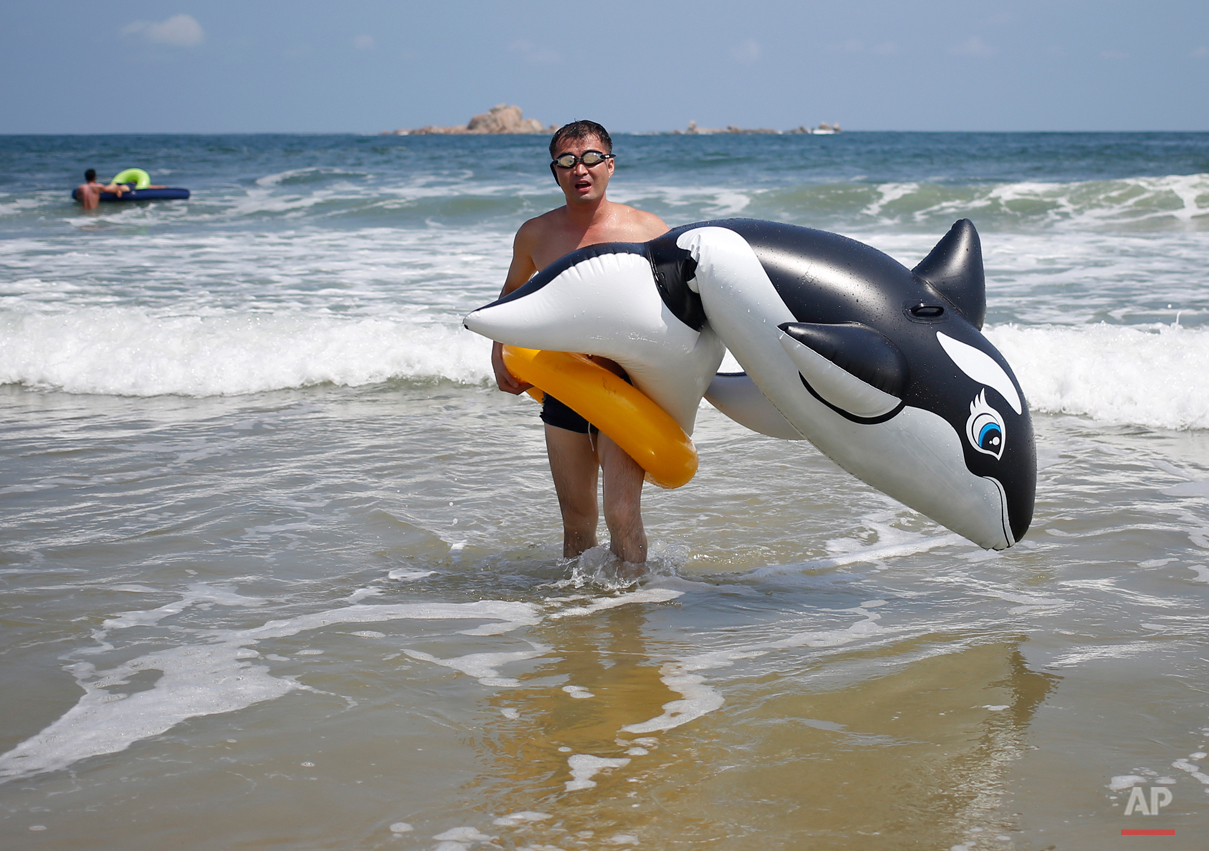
71 186 191 203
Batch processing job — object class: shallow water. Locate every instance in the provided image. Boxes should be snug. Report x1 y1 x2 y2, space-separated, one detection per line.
3 132 1209 848
3 381 1209 849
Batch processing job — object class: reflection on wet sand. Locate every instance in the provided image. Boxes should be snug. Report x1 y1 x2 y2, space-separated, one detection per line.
470 625 1058 850
476 604 676 797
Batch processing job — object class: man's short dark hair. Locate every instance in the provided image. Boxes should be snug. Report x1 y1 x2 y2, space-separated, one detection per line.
549 120 613 157
85 169 96 182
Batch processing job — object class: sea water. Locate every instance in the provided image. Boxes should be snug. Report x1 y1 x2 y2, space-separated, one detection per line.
1 132 1208 850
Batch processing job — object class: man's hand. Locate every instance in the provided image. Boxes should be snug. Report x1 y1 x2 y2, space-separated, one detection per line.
492 342 531 395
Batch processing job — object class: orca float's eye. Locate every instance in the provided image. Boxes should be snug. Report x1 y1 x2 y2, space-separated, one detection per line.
965 390 1006 460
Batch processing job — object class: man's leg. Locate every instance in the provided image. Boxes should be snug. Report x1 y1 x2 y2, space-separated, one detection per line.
544 425 600 558
598 434 647 565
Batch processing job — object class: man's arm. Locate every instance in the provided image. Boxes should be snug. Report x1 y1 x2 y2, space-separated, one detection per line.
491 222 541 395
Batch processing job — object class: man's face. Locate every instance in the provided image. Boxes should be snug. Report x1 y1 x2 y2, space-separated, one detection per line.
553 134 614 204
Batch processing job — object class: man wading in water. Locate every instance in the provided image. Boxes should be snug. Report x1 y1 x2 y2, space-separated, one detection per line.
491 120 668 570
75 169 127 210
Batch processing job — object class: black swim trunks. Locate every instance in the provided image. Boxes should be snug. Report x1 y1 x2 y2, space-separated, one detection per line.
541 394 597 435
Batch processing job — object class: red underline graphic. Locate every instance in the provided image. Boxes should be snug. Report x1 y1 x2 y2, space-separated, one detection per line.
1121 829 1176 836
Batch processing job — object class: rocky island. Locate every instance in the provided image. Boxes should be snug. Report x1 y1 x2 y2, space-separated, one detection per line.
384 104 554 136
674 120 842 135
383 107 842 136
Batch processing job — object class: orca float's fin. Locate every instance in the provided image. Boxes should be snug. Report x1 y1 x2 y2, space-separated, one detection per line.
778 322 906 422
778 322 908 397
912 219 986 330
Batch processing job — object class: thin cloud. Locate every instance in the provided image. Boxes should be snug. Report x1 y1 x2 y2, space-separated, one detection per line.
1191 46 1207 59
1101 50 1130 60
730 38 762 63
950 36 996 57
830 39 864 53
508 39 560 64
354 35 375 51
122 14 205 47
829 39 898 56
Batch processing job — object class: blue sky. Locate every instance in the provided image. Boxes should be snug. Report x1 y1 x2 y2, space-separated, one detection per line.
4 0 1207 133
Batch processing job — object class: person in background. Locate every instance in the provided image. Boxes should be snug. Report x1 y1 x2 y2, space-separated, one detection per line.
75 169 128 210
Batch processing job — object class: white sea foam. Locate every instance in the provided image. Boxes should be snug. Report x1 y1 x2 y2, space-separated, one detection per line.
548 588 683 619
862 182 921 219
613 184 752 217
988 323 1209 430
565 754 630 791
0 583 702 785
492 811 550 826
388 569 437 583
623 603 884 735
0 578 692 785
5 276 1206 436
1171 758 1209 785
0 308 491 396
620 666 725 735
1048 641 1152 668
1109 774 1148 791
0 599 542 783
6 180 1209 436
0 640 301 784
403 646 549 688
433 826 494 842
852 173 1209 231
747 531 963 577
98 584 267 631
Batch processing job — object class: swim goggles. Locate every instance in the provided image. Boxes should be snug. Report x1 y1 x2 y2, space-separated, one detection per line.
551 150 614 169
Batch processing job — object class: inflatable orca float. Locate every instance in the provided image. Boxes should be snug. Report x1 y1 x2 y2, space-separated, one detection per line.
465 219 1035 550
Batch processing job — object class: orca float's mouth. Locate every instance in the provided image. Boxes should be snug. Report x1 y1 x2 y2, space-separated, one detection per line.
984 476 1016 550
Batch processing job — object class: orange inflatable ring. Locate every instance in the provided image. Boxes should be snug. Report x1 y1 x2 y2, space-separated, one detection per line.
502 345 698 489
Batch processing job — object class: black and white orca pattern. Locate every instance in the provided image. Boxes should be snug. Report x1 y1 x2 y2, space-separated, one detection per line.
465 219 1035 550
